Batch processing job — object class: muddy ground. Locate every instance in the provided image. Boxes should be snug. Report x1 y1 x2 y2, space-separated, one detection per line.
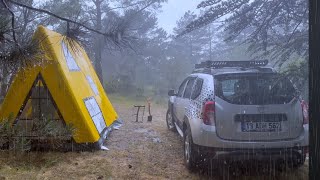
0 97 308 180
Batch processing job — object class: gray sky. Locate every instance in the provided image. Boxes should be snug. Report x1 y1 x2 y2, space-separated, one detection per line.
157 0 202 34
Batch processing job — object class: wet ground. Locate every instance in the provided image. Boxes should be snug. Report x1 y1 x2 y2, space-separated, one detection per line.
0 99 308 179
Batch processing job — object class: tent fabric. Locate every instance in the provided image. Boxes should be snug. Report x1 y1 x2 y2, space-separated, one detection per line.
0 26 119 147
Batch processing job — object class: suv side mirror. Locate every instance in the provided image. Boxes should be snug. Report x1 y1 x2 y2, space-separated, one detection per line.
168 89 175 96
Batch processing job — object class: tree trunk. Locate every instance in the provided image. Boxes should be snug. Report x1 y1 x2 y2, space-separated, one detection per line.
94 39 103 84
262 28 268 56
0 65 7 102
0 72 11 103
93 0 103 84
0 81 6 103
209 25 212 61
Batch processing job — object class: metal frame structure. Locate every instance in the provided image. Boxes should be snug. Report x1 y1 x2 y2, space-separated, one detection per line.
195 60 269 69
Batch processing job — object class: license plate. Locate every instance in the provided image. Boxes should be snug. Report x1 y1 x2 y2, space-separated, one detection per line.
241 122 281 132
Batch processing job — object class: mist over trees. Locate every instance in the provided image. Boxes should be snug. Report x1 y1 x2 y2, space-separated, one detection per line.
182 0 308 99
0 0 309 101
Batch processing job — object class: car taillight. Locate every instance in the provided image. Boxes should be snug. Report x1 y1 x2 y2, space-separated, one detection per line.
301 100 309 124
202 101 215 126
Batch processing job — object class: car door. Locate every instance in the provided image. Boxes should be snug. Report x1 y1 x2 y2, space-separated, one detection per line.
176 77 196 127
173 78 188 123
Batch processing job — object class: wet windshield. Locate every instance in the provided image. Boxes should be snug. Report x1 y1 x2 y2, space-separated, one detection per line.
215 73 297 105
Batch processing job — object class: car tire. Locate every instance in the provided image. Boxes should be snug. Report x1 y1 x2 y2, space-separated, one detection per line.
184 125 198 171
166 109 176 132
291 153 306 169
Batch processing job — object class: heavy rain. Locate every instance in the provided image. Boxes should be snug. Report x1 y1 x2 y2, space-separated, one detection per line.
0 0 312 179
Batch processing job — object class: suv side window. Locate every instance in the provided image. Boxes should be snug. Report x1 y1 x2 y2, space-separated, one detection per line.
191 78 203 100
177 79 188 97
183 77 196 99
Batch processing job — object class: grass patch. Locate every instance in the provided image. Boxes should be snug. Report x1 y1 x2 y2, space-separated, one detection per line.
108 93 167 108
0 151 114 179
108 93 146 106
0 151 63 170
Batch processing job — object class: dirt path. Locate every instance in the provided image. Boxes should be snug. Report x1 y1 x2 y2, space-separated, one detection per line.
103 103 197 179
0 101 308 180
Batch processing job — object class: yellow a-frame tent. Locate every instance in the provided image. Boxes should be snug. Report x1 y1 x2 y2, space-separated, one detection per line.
0 26 121 149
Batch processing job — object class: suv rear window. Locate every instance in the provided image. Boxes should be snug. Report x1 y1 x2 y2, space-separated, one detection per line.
215 73 296 105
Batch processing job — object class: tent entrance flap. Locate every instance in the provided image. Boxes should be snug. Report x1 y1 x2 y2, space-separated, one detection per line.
15 74 69 141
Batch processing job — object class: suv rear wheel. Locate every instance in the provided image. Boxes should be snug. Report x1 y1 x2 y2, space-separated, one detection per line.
184 125 198 171
290 153 306 169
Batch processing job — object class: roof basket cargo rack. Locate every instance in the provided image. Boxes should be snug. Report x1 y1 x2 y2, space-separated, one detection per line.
195 60 269 69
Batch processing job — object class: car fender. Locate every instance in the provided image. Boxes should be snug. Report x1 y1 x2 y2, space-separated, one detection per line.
183 116 190 132
183 116 199 145
183 101 203 144
167 96 175 110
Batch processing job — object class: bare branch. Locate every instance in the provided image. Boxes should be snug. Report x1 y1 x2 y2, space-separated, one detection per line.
133 0 157 15
7 0 116 38
1 0 17 44
286 7 308 44
107 1 145 11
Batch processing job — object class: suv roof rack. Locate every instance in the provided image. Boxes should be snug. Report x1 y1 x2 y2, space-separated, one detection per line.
195 60 269 69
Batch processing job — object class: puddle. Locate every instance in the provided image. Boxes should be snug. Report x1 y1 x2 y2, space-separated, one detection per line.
134 128 161 143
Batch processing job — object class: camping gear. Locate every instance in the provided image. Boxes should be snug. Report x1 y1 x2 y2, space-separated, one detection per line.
0 26 121 150
147 99 152 122
133 105 145 122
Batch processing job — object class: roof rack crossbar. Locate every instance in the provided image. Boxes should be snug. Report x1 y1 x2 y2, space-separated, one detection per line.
195 60 269 69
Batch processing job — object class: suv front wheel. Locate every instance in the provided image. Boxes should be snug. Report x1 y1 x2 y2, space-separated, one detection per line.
166 109 176 132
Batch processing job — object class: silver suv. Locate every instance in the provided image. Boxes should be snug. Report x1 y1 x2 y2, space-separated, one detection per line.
166 60 309 170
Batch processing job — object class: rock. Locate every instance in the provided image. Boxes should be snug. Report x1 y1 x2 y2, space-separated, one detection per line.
0 176 6 180
128 164 132 169
97 175 104 179
152 137 161 143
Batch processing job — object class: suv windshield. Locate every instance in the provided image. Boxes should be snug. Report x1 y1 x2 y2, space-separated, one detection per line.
215 73 297 105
